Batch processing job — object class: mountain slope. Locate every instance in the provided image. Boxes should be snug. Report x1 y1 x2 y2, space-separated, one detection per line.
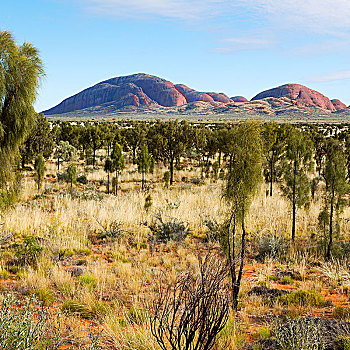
43 74 347 117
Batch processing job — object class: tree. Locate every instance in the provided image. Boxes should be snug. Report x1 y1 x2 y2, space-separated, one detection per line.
150 253 229 350
223 121 263 309
20 113 54 167
281 128 313 242
110 142 125 195
66 164 77 195
104 157 113 194
262 122 290 196
34 154 45 191
57 121 80 149
148 120 191 185
123 122 147 163
0 31 44 206
345 134 350 181
322 138 349 260
136 145 152 190
54 141 77 170
84 125 103 167
312 130 327 177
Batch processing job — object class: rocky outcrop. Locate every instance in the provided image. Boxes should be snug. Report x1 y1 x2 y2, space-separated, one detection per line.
43 74 347 118
331 99 347 110
231 96 248 102
44 73 187 115
251 84 336 111
175 84 215 104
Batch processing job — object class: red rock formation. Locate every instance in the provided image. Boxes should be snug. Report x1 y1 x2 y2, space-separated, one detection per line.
42 74 344 117
331 99 347 110
252 84 336 111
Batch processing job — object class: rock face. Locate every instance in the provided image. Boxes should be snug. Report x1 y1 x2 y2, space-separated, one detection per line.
43 74 346 118
251 84 336 111
331 99 347 110
175 84 215 104
44 73 187 115
231 96 248 102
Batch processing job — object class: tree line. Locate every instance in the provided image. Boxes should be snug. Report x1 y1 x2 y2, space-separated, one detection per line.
18 116 350 256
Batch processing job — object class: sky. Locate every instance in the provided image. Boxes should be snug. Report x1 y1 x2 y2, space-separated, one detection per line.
2 0 350 111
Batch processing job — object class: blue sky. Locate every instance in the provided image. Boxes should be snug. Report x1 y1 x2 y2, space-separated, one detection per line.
2 0 350 111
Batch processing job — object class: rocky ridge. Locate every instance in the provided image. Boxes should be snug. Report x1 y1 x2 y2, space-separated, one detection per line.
43 73 348 118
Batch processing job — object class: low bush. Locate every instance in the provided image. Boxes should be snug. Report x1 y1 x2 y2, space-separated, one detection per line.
278 289 327 307
255 233 287 261
274 317 325 350
148 213 189 243
14 236 43 267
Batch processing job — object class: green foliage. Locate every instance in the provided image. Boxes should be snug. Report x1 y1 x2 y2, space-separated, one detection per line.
224 121 263 222
274 317 325 350
66 163 77 194
144 194 152 211
148 120 192 185
0 295 51 349
262 122 291 196
111 142 125 195
280 128 313 240
33 287 55 306
322 138 349 259
256 233 287 261
34 154 45 191
20 113 54 167
127 306 148 325
278 289 327 307
14 236 43 267
136 144 152 190
0 31 44 208
148 213 189 243
54 140 77 170
163 171 170 187
79 273 97 290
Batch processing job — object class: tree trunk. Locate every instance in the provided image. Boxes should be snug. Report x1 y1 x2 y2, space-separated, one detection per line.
107 172 110 194
141 169 145 190
57 157 60 170
115 171 118 196
170 158 174 185
93 148 96 167
269 157 273 196
292 200 296 242
291 160 297 242
326 189 335 260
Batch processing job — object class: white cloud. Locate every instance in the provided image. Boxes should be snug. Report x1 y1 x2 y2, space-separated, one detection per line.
84 0 225 20
237 0 350 33
214 36 276 52
307 69 350 83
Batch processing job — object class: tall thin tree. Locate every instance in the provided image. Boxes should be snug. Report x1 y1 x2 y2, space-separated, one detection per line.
0 31 44 206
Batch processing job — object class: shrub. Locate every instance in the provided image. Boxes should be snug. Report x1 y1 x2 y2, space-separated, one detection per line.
203 218 220 242
61 299 96 319
14 236 43 267
0 294 51 349
274 317 325 350
127 306 148 325
79 273 97 289
256 233 287 261
33 287 55 306
77 174 88 184
144 194 152 212
0 269 10 279
148 213 189 243
279 289 327 307
333 306 350 320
